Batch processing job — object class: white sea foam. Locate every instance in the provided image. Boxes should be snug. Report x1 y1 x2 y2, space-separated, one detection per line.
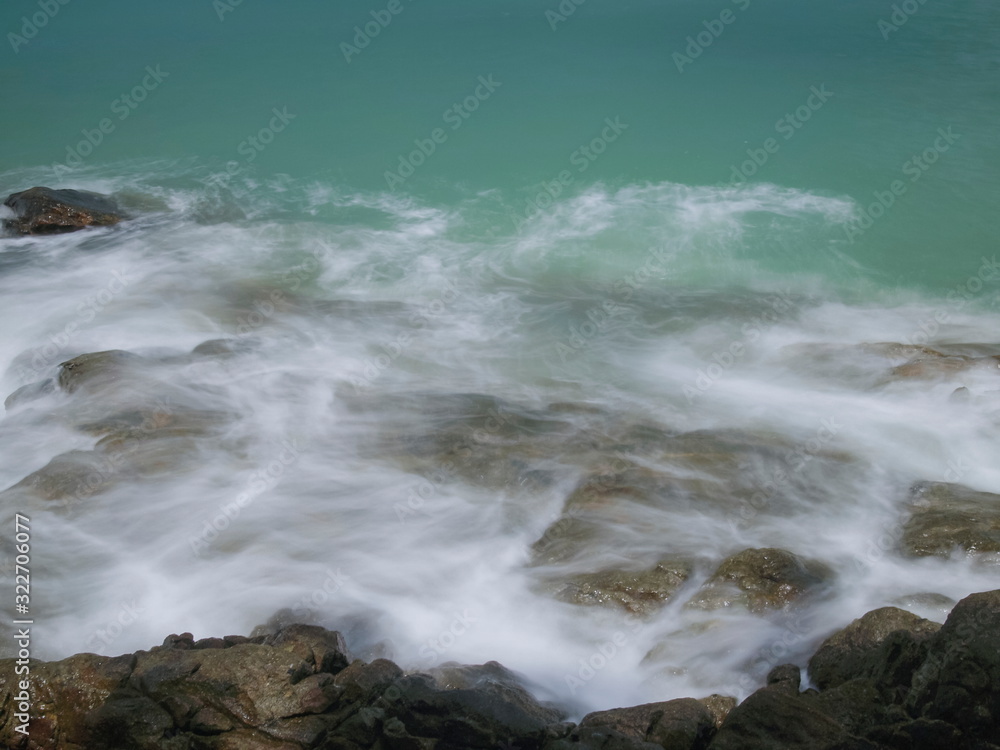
1 165 998 715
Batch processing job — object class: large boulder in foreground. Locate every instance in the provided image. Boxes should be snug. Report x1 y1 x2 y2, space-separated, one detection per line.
581 697 717 749
906 589 1000 744
707 685 849 750
0 624 564 750
3 186 123 235
2 592 999 749
807 606 940 692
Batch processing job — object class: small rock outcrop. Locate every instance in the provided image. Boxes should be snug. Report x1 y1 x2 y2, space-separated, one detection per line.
552 559 693 616
807 606 940 692
902 481 1000 561
685 548 832 613
3 186 124 235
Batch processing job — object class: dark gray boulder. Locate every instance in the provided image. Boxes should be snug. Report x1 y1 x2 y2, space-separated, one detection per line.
708 686 849 750
807 607 940 692
906 590 1000 744
581 697 717 749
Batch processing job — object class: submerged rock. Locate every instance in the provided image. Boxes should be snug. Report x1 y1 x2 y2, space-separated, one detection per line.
550 559 693 616
3 186 123 235
2 347 235 508
901 481 1000 561
57 350 146 394
685 548 832 614
365 392 573 491
889 353 1000 380
2 449 120 502
779 340 1000 389
3 377 56 410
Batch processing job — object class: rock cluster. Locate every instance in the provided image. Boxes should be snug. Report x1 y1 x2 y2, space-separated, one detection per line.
2 590 998 749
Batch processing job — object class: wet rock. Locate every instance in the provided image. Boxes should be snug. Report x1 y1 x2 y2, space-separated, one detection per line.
901 481 1000 561
906 589 1000 744
265 623 351 676
696 694 737 729
83 690 175 750
780 340 1000 390
4 377 56 410
766 664 802 693
58 350 146 394
858 342 947 361
806 679 895 738
868 717 965 748
127 626 349 729
581 697 717 749
1 347 237 506
533 424 857 566
889 592 956 620
708 686 849 750
369 392 572 491
544 725 663 749
191 338 250 357
555 462 719 520
381 671 564 749
426 659 533 692
2 597 998 750
333 658 404 704
778 341 939 387
808 607 940 692
0 652 135 749
531 506 617 566
3 186 123 235
551 558 693 615
5 627 567 750
2 401 223 503
951 386 973 403
889 353 1000 380
3 449 119 502
685 548 832 613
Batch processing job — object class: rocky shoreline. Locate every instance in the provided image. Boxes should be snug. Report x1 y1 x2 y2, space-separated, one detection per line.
1 589 998 749
3 188 1000 748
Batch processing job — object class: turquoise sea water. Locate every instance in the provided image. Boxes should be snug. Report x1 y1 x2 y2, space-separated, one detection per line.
2 0 1000 713
3 0 998 288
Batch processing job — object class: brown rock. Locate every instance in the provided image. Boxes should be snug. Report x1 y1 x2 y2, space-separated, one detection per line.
685 548 832 613
552 559 693 615
902 481 1000 560
890 354 1000 380
58 350 145 394
0 652 135 749
696 694 737 728
3 186 123 235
